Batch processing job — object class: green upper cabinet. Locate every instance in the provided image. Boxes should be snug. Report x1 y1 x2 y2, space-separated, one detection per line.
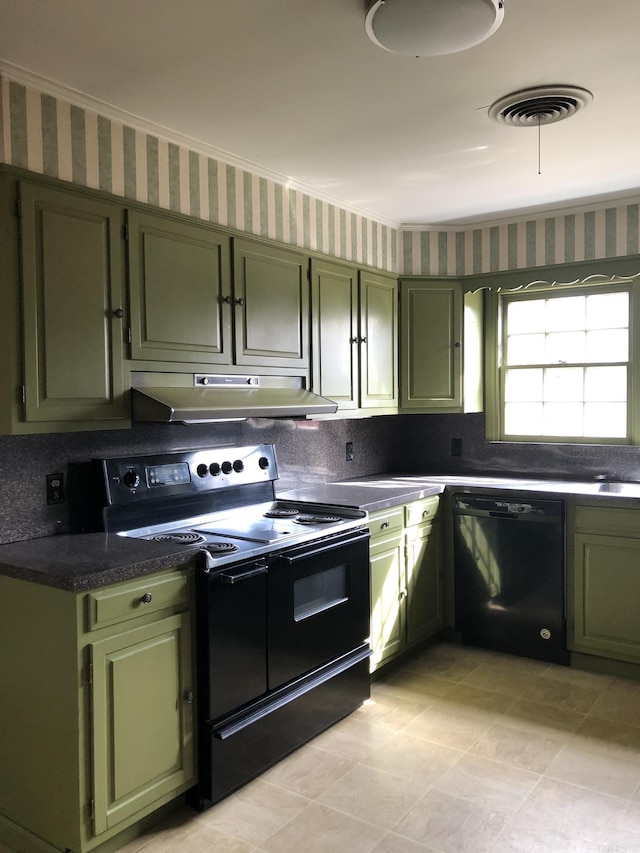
399 279 483 413
233 239 310 369
127 210 232 365
359 270 398 409
310 260 398 412
311 259 359 409
19 181 129 428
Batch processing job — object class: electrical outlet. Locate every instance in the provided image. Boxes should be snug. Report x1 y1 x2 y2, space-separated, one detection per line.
451 438 463 457
346 441 354 462
46 472 65 505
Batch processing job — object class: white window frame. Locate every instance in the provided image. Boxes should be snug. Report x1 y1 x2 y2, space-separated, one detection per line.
485 272 640 446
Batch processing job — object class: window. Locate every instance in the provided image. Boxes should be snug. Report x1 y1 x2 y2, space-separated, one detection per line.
496 284 632 443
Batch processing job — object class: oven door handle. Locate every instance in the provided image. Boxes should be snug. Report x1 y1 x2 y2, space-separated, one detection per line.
279 528 369 565
217 563 268 584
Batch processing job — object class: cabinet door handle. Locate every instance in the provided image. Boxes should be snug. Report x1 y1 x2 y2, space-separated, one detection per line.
380 521 390 530
236 297 246 306
222 295 233 304
422 509 430 518
184 690 194 704
399 588 408 601
360 336 368 344
140 593 153 604
112 307 124 319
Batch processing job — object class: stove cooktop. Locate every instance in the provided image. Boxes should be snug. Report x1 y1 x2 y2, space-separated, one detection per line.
119 500 367 567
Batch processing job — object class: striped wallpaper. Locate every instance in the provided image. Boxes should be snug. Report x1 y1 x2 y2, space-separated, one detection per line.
0 74 396 273
2 71 639 278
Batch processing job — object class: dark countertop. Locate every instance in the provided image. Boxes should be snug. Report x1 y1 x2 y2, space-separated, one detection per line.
0 533 199 592
279 473 640 510
278 480 445 512
5 472 640 592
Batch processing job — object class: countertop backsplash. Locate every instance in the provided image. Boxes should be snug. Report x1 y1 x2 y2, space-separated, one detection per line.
2 411 640 547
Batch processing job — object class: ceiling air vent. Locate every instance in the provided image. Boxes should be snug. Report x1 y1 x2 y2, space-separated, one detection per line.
488 85 593 127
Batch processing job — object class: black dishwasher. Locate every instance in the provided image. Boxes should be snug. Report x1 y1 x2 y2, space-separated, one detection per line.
453 494 568 665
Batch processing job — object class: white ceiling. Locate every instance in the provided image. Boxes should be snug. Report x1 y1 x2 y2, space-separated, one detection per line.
2 0 639 227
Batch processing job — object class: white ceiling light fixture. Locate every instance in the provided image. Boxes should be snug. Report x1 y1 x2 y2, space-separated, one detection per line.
364 0 505 57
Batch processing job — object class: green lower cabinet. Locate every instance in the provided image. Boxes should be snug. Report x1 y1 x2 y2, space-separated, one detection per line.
370 528 405 669
0 567 195 853
369 498 443 672
90 612 194 835
406 520 444 646
572 532 640 663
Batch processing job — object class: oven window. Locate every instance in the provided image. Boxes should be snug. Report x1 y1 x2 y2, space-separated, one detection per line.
293 565 348 621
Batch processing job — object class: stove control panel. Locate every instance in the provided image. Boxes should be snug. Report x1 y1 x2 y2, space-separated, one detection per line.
99 444 278 505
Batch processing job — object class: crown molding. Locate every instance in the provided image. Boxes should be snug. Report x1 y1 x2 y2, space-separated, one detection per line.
0 61 400 230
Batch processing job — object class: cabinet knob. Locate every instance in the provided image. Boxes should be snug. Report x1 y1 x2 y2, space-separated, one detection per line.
360 336 368 344
222 295 233 304
454 341 461 348
399 588 408 601
236 297 246 306
113 307 124 319
422 509 430 518
140 592 153 604
183 690 194 704
380 521 390 530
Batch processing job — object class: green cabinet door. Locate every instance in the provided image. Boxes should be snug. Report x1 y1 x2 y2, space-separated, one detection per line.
573 533 640 663
359 271 398 409
233 239 309 368
400 280 462 409
405 521 444 645
19 182 128 425
311 258 359 409
370 531 405 669
90 612 195 835
127 210 232 365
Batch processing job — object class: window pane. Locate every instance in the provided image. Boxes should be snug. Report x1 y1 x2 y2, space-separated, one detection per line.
546 331 585 363
504 368 543 402
584 366 627 402
507 300 546 334
584 403 627 438
507 334 546 365
543 403 584 436
504 402 543 435
545 296 585 331
543 368 583 402
585 329 628 363
500 286 631 442
586 292 629 330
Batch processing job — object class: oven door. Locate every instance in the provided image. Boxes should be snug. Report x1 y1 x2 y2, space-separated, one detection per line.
267 527 370 690
197 557 268 721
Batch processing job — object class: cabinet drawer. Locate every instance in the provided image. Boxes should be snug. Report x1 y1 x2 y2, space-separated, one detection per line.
575 505 640 536
405 496 440 527
368 507 404 539
85 569 191 632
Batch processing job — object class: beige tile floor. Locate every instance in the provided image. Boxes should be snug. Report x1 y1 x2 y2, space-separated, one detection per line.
8 642 640 853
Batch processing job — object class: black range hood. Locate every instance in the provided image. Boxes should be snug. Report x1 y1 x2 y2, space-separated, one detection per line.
131 374 338 423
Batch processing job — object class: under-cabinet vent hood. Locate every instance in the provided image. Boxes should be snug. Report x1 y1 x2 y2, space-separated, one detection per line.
131 374 338 423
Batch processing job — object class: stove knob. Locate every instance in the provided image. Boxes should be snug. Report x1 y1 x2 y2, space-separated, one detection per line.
221 461 233 475
196 463 208 478
233 459 244 473
209 462 221 476
258 456 270 470
123 470 140 489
